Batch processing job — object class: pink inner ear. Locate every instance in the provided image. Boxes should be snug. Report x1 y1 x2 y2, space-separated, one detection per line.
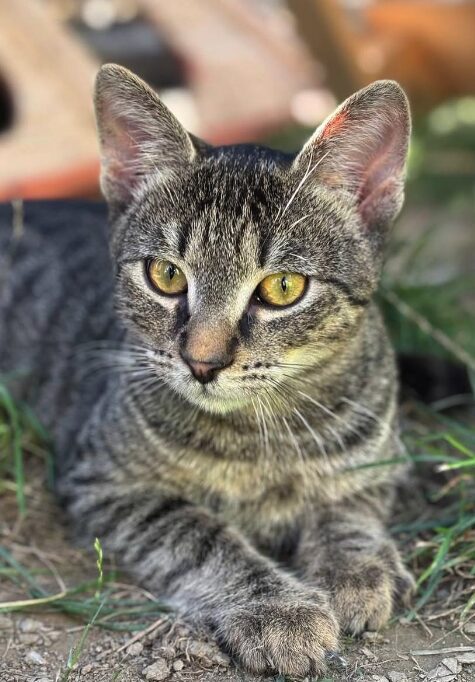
103 112 148 192
320 110 348 140
294 81 409 229
359 176 403 230
316 109 404 204
357 125 404 204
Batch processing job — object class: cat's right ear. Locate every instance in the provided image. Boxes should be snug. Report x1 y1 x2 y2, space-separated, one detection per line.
292 80 410 235
94 64 197 210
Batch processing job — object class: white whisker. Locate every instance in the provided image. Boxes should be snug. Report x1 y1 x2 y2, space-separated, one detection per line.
292 407 329 463
277 149 332 223
282 415 307 466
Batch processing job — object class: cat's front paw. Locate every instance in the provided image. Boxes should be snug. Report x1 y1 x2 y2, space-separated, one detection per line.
218 595 339 678
329 554 415 635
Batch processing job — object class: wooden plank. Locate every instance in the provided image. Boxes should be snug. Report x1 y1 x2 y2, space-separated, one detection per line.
0 0 99 199
137 0 315 142
286 0 365 101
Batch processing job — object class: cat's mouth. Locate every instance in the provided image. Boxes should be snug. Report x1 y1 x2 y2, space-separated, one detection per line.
169 371 254 414
165 359 293 415
189 382 251 414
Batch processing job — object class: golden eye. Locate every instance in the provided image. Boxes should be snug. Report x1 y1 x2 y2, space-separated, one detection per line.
257 272 307 307
146 259 187 296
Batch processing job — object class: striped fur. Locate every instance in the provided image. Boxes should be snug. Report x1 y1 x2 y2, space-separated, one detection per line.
0 67 414 677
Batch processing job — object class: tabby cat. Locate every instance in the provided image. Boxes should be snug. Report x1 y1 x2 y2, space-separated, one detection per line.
0 65 415 678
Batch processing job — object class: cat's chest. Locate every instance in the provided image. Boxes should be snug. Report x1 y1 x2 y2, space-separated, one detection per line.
133 408 365 530
144 440 326 532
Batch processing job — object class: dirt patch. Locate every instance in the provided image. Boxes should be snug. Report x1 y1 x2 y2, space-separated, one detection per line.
1 471 474 682
2 605 475 682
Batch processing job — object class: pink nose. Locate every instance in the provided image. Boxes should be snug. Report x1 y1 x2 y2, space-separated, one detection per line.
180 352 232 384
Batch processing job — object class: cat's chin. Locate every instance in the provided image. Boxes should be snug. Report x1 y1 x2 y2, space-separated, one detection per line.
191 392 251 415
174 381 251 414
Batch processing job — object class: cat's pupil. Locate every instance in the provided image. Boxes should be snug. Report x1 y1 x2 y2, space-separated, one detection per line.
167 264 176 281
281 276 287 293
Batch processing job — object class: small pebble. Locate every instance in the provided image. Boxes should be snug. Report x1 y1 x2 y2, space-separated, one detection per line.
387 672 407 682
26 650 46 666
19 618 43 633
443 658 459 674
426 661 457 681
363 631 388 643
155 645 176 659
127 642 144 657
172 659 184 672
463 622 475 635
81 664 94 674
143 658 170 681
186 640 218 660
19 634 41 645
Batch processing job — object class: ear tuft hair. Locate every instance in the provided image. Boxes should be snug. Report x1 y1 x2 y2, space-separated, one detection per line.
94 64 196 210
293 80 411 232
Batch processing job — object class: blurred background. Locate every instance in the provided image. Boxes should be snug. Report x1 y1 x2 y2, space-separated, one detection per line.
0 0 474 385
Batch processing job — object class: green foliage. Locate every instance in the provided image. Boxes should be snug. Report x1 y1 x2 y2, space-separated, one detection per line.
396 405 475 619
379 99 475 367
0 382 50 514
408 97 475 206
0 383 24 513
379 279 475 368
94 537 104 599
62 539 106 681
0 541 170 629
62 599 104 682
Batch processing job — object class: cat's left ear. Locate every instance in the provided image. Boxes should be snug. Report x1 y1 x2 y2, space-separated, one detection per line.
94 64 198 210
293 80 411 232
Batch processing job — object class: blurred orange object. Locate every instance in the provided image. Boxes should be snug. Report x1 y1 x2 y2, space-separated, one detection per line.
366 1 475 104
288 0 475 107
0 0 99 201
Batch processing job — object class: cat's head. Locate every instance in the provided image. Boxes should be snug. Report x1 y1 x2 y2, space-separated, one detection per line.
94 65 410 413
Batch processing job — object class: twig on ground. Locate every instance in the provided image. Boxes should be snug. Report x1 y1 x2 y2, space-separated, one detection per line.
30 544 67 593
414 611 434 638
429 609 475 647
0 590 68 611
104 617 169 658
410 646 475 655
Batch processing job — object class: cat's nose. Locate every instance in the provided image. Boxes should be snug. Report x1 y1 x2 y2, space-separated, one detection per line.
180 352 232 384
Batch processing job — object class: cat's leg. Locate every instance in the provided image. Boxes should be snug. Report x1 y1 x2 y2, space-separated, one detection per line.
60 468 339 678
295 496 414 634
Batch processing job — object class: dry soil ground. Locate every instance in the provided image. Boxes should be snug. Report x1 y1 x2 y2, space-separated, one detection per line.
1 464 474 682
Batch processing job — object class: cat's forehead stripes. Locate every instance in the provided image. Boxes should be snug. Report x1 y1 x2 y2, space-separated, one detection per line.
170 156 283 273
159 155 351 280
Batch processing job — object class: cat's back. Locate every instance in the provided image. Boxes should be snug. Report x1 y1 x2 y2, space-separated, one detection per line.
0 200 118 418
